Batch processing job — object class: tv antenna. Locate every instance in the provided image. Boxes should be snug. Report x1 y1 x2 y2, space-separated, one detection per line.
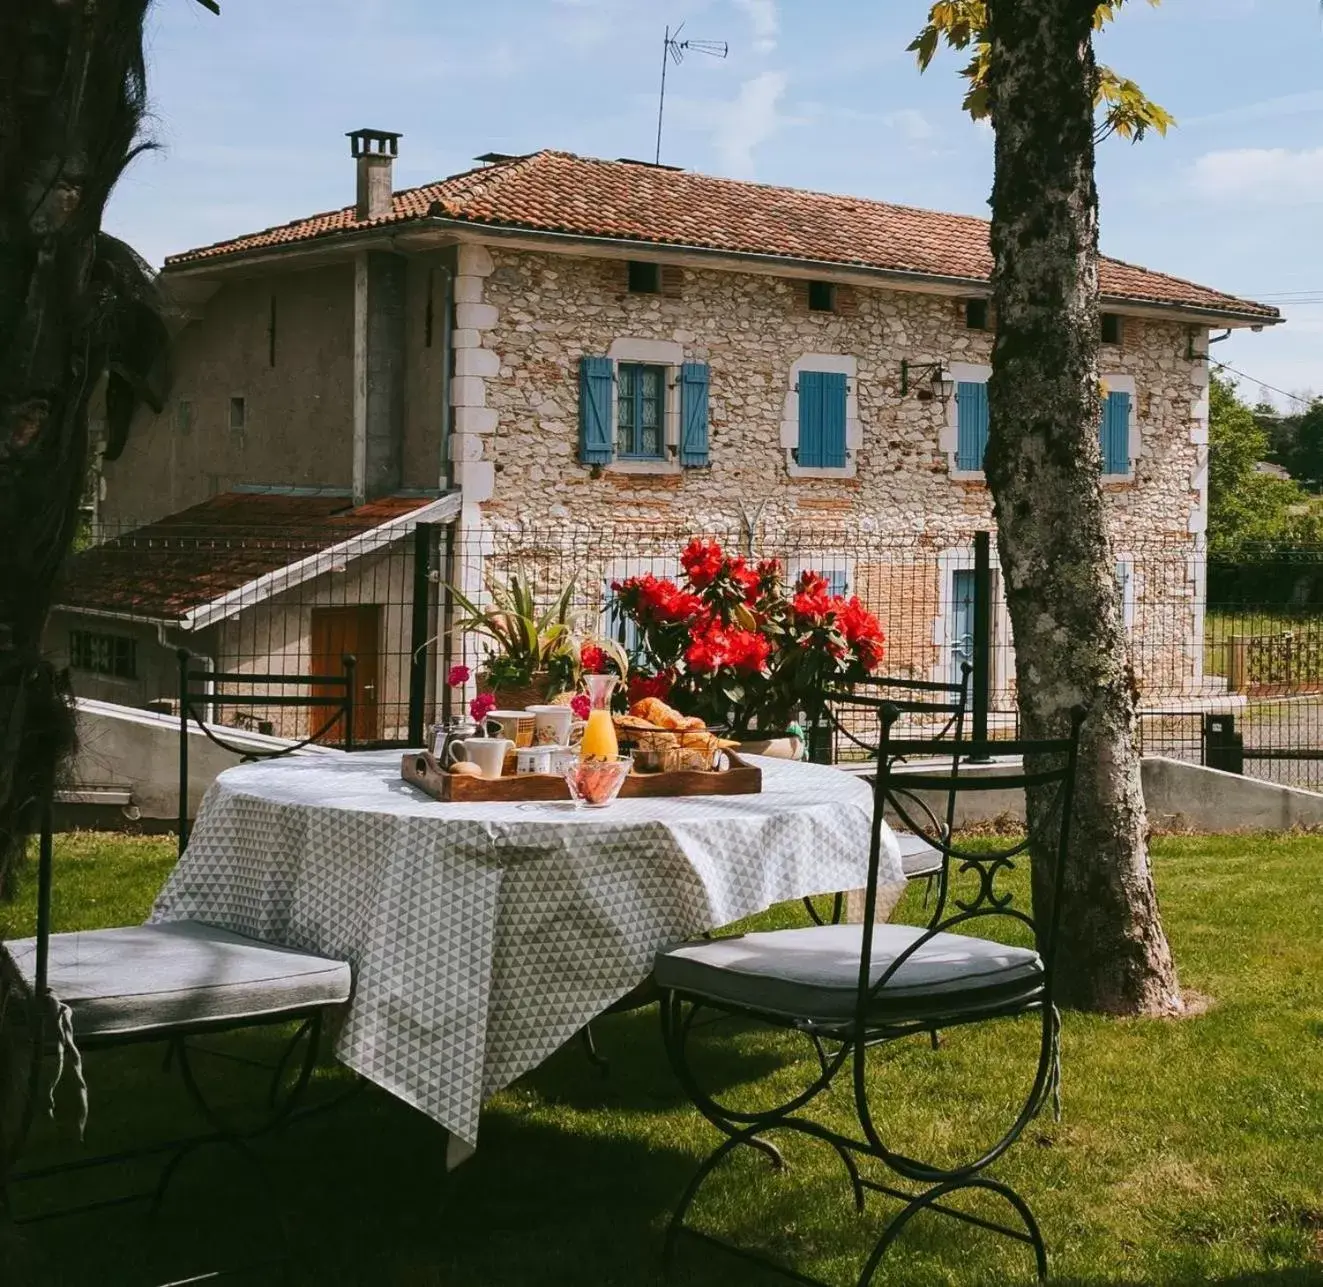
655 22 728 165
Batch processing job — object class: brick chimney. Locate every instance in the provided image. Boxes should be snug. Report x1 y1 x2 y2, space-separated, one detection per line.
347 128 401 220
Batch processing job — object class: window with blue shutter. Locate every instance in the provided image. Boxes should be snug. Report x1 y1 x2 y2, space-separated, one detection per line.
797 371 848 468
679 362 710 467
1101 390 1131 476
616 363 666 459
579 355 614 465
955 381 989 472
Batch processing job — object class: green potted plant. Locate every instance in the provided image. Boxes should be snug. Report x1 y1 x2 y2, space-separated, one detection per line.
448 572 581 709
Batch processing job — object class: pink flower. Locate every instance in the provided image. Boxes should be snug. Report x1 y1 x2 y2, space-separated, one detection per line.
571 693 591 720
469 692 497 723
447 664 472 687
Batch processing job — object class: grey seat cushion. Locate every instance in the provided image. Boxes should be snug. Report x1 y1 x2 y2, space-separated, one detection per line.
655 923 1042 1023
895 832 943 880
2 922 352 1040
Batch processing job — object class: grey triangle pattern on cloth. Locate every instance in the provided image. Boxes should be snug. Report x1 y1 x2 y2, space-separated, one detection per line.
150 752 896 1152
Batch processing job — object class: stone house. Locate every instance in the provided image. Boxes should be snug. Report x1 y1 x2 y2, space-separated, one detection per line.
59 132 1281 723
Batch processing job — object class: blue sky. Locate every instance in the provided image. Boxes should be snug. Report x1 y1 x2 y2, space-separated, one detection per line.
112 0 1322 406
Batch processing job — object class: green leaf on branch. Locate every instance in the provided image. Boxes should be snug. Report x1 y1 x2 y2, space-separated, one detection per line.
910 0 1174 142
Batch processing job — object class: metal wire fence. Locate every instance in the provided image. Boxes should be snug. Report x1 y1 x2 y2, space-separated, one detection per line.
47 515 1323 790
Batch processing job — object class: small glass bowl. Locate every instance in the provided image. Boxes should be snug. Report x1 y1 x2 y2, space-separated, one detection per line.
563 754 633 808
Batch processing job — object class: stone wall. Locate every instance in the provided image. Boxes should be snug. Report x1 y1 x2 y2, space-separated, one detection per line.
460 244 1210 696
102 263 357 526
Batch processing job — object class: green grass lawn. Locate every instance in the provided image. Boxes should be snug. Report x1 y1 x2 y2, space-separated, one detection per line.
2 831 1322 1286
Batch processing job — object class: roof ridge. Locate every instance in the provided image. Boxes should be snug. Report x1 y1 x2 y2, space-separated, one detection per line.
537 150 994 228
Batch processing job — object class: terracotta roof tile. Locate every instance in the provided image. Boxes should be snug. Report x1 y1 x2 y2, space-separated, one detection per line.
164 150 1277 321
57 493 432 620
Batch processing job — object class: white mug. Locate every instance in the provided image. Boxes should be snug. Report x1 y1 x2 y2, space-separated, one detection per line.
527 704 578 748
447 736 514 780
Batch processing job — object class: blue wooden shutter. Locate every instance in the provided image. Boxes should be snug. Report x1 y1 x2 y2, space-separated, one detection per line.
821 372 847 467
797 371 847 468
679 362 710 467
955 381 989 472
578 356 614 465
1101 391 1131 475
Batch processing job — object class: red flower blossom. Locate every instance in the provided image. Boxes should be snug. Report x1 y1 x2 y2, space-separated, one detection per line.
580 643 608 674
469 692 496 723
681 538 726 590
723 628 771 674
628 671 675 705
446 664 472 687
570 693 592 720
620 574 704 627
728 557 762 604
684 632 723 675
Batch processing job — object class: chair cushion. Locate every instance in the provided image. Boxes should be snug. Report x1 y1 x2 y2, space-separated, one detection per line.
895 832 943 880
655 923 1042 1023
2 922 352 1040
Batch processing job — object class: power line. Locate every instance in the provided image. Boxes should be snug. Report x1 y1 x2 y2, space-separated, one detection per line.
1208 358 1315 408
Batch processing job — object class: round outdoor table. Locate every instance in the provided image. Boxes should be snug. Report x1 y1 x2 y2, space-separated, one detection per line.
151 751 902 1162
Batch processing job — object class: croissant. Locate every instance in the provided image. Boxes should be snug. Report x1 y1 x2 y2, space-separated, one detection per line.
630 696 697 731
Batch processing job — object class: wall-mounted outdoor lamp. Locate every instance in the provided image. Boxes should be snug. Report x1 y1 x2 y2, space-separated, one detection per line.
900 360 955 402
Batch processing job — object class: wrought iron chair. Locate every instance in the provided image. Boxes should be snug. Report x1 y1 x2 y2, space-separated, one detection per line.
800 668 970 928
177 647 356 854
654 698 1085 1286
0 804 352 1263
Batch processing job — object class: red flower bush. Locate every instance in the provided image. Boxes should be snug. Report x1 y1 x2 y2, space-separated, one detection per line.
610 540 885 733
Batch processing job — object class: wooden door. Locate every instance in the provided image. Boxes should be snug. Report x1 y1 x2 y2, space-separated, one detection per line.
310 605 380 744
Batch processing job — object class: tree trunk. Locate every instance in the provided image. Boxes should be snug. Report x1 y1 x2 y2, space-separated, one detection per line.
983 0 1181 1015
0 1 154 892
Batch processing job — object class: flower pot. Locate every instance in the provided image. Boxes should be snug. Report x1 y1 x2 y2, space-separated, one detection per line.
734 733 805 761
477 670 557 711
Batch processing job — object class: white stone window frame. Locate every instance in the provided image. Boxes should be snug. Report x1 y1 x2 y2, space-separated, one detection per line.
781 353 861 480
931 543 1013 695
600 554 682 655
1114 553 1138 631
604 338 684 476
1100 372 1139 483
784 553 857 600
941 361 990 481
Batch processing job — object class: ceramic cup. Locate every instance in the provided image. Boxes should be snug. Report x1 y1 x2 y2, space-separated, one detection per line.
527 704 579 748
515 745 556 775
485 709 535 748
446 736 514 780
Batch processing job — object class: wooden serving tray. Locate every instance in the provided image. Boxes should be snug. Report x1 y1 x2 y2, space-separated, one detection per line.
400 750 762 803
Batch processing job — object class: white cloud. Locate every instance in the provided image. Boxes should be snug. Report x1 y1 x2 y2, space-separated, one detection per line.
732 0 778 54
1184 89 1323 129
712 70 787 178
1189 147 1323 205
884 108 935 143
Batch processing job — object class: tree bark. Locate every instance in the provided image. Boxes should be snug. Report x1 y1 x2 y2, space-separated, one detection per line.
0 1 155 891
983 0 1182 1015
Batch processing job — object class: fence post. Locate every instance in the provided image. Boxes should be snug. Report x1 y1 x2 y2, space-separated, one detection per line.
1225 635 1246 693
1203 712 1244 774
440 521 458 722
408 522 435 748
971 530 993 758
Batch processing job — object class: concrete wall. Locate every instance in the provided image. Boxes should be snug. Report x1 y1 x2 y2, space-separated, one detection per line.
101 262 356 525
69 698 341 823
45 612 190 710
882 754 1323 833
401 247 455 491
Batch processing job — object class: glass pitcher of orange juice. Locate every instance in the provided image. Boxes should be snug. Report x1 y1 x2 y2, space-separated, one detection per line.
578 674 619 761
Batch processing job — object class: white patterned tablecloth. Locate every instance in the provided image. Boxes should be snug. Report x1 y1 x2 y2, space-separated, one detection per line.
150 751 900 1155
